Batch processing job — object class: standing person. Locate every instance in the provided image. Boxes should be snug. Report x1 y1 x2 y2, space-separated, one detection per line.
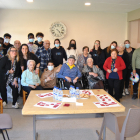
103 41 118 90
66 39 78 64
132 47 140 99
124 40 135 95
3 33 13 55
77 46 92 72
103 49 126 102
51 39 67 67
34 32 44 48
14 40 21 51
0 37 5 59
35 40 51 75
27 33 38 54
104 41 118 59
90 40 105 70
117 44 129 97
0 46 20 108
19 44 40 73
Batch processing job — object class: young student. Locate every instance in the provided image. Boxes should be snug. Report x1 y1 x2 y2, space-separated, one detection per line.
40 60 62 89
90 40 105 70
51 39 67 67
0 37 5 59
66 39 78 64
34 32 44 48
27 33 38 54
3 33 13 55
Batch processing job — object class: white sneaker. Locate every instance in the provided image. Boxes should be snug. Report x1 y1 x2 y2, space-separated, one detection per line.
12 102 19 109
122 91 125 96
3 101 7 107
125 88 130 95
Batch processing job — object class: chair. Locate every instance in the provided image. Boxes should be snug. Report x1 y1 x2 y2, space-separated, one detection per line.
97 106 140 140
130 81 140 99
0 114 13 140
0 98 3 114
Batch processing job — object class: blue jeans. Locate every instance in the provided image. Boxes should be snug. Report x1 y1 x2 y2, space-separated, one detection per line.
22 85 43 95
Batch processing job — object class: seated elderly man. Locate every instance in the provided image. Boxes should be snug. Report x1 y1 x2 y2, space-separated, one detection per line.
57 55 82 89
21 60 43 95
40 60 62 89
82 58 105 89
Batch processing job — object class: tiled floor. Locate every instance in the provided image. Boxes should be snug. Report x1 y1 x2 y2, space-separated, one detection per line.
1 94 140 140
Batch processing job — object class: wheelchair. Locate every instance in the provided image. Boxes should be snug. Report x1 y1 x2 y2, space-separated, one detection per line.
57 78 83 90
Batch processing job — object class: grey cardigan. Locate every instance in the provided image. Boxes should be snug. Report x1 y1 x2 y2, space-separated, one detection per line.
77 53 92 72
82 65 105 88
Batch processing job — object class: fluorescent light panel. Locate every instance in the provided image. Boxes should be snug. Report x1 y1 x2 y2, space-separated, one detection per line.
85 2 91 6
27 0 33 2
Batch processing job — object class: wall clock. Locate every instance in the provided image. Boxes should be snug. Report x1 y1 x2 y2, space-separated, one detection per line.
50 22 67 39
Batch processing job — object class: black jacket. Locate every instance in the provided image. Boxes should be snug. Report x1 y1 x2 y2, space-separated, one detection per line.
3 43 13 55
20 52 40 70
124 47 135 69
0 56 20 85
89 49 105 70
118 51 129 79
34 41 44 48
51 46 67 67
103 47 111 60
121 51 129 69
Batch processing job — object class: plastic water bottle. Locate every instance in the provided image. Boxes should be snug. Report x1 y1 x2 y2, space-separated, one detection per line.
53 86 56 99
75 87 80 99
71 86 76 98
58 88 63 101
55 87 59 100
69 85 73 97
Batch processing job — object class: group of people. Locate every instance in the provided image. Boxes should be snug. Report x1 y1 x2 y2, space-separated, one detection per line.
0 32 139 109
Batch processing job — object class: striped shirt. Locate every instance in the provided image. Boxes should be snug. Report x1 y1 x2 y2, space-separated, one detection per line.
132 48 140 70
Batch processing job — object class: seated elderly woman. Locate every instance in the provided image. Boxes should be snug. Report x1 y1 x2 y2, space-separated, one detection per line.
82 58 105 89
57 55 82 89
21 60 43 95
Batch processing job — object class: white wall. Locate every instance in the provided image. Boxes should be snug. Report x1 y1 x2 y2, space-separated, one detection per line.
0 9 127 53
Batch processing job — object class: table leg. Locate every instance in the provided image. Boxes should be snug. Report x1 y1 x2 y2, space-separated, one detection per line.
33 115 38 140
103 125 106 140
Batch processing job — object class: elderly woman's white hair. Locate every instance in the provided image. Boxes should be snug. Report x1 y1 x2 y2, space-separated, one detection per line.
87 58 94 63
118 43 125 49
27 60 36 67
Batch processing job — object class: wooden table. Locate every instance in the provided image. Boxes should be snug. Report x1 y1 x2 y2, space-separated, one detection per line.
22 89 125 140
0 98 3 114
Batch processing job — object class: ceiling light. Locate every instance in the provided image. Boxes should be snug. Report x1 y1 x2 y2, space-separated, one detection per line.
85 2 91 6
27 0 33 2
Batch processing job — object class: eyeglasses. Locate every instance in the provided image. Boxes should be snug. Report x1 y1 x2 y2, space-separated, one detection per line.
95 43 99 45
10 50 17 52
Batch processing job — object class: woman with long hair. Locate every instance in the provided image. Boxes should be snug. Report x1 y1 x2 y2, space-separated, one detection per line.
0 46 20 108
66 39 78 63
90 40 105 70
104 41 118 59
19 44 40 73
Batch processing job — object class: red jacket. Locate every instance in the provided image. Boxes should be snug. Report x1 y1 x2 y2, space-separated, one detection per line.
103 56 126 80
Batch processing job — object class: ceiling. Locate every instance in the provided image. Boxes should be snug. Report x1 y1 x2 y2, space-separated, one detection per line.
0 0 140 13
